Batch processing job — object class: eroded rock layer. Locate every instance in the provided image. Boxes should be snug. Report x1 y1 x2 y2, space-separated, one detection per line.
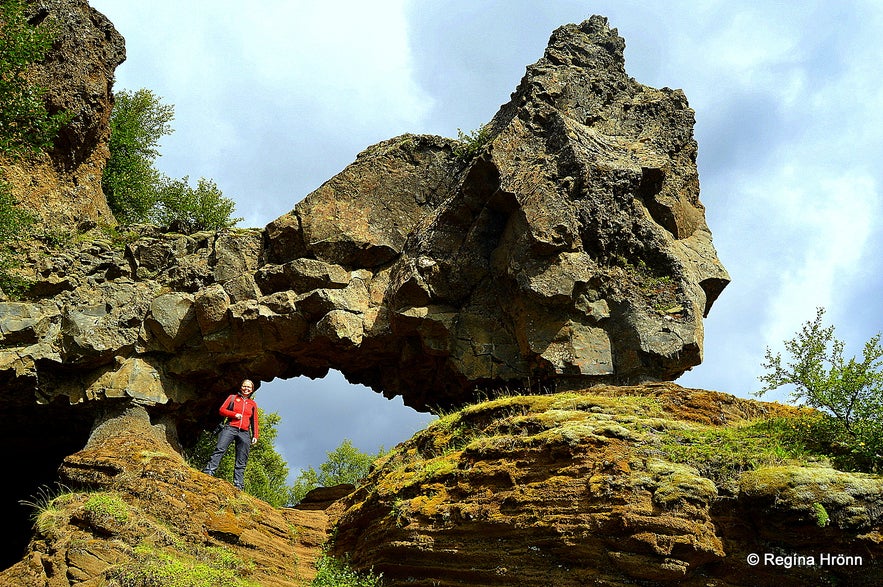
1 6 738 580
330 384 883 586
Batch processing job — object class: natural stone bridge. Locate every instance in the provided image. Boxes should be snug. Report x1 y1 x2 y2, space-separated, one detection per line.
1 11 728 562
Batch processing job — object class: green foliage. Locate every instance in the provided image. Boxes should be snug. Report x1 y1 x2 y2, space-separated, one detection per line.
18 483 73 537
83 492 130 525
189 410 295 507
291 439 384 504
311 550 383 587
453 124 491 161
103 88 173 223
0 0 71 158
757 307 883 471
0 0 64 296
106 543 258 587
154 175 241 232
0 178 33 296
812 501 830 527
658 414 831 490
103 88 239 231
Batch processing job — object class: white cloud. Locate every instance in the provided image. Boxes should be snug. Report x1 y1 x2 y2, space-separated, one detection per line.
762 170 879 346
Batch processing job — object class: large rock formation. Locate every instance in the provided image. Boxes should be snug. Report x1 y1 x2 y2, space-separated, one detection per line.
329 384 883 586
1 3 881 585
2 16 728 412
2 384 880 586
0 0 124 229
0 7 738 573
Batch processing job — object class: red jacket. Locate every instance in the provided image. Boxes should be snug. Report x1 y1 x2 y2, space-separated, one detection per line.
219 393 259 440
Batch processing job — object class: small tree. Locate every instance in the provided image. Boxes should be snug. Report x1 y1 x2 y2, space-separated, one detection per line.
153 175 240 232
103 88 173 224
103 88 241 232
291 439 383 504
757 307 883 470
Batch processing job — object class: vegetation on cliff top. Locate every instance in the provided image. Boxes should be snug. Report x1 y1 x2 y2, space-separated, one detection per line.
104 88 241 232
348 385 877 529
0 0 71 158
0 0 66 295
757 307 883 472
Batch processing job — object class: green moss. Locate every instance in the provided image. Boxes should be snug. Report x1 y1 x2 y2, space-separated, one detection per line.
740 465 883 529
641 459 718 507
106 543 258 587
84 492 130 525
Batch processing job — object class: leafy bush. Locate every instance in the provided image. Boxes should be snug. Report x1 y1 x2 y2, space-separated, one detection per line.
453 124 491 161
0 0 71 158
104 88 239 231
757 307 883 471
103 88 173 224
154 175 241 232
311 551 383 587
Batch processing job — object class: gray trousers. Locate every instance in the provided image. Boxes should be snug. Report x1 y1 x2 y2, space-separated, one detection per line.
203 425 252 489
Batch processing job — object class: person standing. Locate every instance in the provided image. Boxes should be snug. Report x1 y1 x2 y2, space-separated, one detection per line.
203 379 260 490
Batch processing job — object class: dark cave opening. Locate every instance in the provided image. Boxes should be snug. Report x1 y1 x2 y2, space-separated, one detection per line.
5 400 94 571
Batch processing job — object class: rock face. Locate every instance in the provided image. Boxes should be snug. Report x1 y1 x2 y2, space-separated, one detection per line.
263 16 729 406
2 16 728 412
0 0 124 229
3 384 880 586
0 405 329 586
330 384 883 586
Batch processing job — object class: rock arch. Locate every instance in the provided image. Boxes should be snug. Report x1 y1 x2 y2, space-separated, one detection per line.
1 15 729 565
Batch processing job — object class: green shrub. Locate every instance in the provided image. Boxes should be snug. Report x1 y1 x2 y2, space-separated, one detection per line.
103 88 240 232
153 175 240 232
757 307 883 471
311 551 383 587
453 125 491 161
0 0 64 296
0 0 71 158
291 439 384 504
102 88 173 224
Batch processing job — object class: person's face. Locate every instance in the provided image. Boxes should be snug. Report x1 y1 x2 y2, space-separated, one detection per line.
240 380 254 396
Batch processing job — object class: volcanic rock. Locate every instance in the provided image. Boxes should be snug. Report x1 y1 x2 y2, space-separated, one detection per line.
0 0 124 229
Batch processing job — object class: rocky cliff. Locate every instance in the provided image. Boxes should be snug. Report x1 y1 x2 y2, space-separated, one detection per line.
0 0 124 229
1 384 880 586
3 1 878 585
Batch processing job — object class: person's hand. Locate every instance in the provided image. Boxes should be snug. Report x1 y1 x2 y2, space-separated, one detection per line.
234 413 242 419
251 437 258 446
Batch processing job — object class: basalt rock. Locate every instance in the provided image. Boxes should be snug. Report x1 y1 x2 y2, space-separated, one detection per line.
2 7 739 580
3 16 727 414
0 0 124 229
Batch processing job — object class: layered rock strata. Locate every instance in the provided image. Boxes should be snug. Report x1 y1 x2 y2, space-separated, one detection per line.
1 6 739 580
331 384 883 586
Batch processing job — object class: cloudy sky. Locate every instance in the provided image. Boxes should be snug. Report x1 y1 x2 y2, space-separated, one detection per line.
89 0 883 482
